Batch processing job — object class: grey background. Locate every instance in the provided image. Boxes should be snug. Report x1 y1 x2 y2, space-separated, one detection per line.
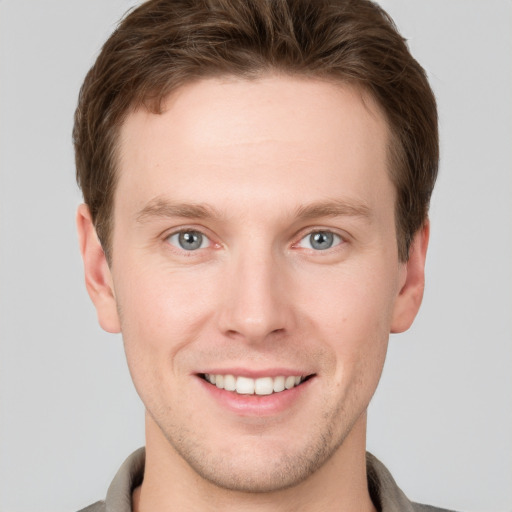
0 1 511 511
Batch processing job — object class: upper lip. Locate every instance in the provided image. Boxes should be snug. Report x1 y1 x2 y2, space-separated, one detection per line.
196 368 314 378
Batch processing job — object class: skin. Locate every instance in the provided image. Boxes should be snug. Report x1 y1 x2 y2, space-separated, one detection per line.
77 75 428 512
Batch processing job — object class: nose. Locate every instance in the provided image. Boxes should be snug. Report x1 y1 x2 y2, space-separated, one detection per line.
217 248 295 344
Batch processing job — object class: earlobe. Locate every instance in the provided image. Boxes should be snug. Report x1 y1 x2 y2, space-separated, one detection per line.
390 221 430 334
76 204 121 333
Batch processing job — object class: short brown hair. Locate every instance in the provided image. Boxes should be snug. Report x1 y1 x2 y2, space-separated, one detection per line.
74 0 438 262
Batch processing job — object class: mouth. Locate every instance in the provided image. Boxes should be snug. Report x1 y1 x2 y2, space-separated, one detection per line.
199 373 315 396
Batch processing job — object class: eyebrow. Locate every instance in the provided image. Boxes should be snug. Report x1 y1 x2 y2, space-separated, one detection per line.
136 197 222 223
294 199 372 221
136 196 372 224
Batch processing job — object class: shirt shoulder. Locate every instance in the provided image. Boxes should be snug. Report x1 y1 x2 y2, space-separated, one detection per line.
366 452 462 512
75 448 145 512
76 501 106 512
413 504 459 512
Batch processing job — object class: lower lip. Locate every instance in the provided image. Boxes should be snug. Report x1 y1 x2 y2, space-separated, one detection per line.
197 376 313 416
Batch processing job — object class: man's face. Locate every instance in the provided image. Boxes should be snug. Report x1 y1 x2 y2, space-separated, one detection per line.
82 75 425 492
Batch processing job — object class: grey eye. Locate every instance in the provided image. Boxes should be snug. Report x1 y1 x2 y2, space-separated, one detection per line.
168 230 208 251
298 231 341 251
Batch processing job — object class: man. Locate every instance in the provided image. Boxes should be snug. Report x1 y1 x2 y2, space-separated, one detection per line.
74 0 448 510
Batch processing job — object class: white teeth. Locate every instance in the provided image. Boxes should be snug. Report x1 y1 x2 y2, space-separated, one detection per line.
273 376 285 393
236 376 255 395
223 374 236 391
285 376 296 389
254 377 273 395
204 373 305 395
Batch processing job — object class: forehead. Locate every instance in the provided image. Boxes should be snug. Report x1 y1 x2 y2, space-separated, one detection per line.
115 75 392 217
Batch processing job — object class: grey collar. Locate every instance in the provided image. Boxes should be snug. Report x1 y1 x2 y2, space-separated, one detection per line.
95 448 443 512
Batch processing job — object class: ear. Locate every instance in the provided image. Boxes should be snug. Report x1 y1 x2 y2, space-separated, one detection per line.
76 204 121 333
390 221 430 333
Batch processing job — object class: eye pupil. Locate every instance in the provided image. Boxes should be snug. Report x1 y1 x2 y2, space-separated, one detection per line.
178 231 203 250
310 231 334 250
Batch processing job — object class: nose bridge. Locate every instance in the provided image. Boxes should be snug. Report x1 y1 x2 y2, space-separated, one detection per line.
218 240 293 342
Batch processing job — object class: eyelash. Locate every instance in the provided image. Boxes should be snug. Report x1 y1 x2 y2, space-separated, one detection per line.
294 230 344 252
164 227 346 254
164 228 215 254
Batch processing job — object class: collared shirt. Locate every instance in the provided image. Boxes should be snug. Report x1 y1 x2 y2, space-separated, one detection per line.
78 448 456 512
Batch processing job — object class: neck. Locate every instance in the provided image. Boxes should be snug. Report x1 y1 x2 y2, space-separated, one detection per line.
133 413 376 512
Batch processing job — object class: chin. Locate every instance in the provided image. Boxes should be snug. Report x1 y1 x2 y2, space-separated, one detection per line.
161 421 347 493
183 449 327 493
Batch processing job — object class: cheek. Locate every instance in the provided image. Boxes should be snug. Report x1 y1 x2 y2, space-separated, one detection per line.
112 265 219 393
116 262 214 333
115 270 212 413
304 262 396 378
304 258 398 330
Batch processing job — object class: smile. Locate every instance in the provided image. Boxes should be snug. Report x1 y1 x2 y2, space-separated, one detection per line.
201 373 310 395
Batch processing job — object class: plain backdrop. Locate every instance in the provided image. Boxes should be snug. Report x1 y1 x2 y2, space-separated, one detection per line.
0 1 511 511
